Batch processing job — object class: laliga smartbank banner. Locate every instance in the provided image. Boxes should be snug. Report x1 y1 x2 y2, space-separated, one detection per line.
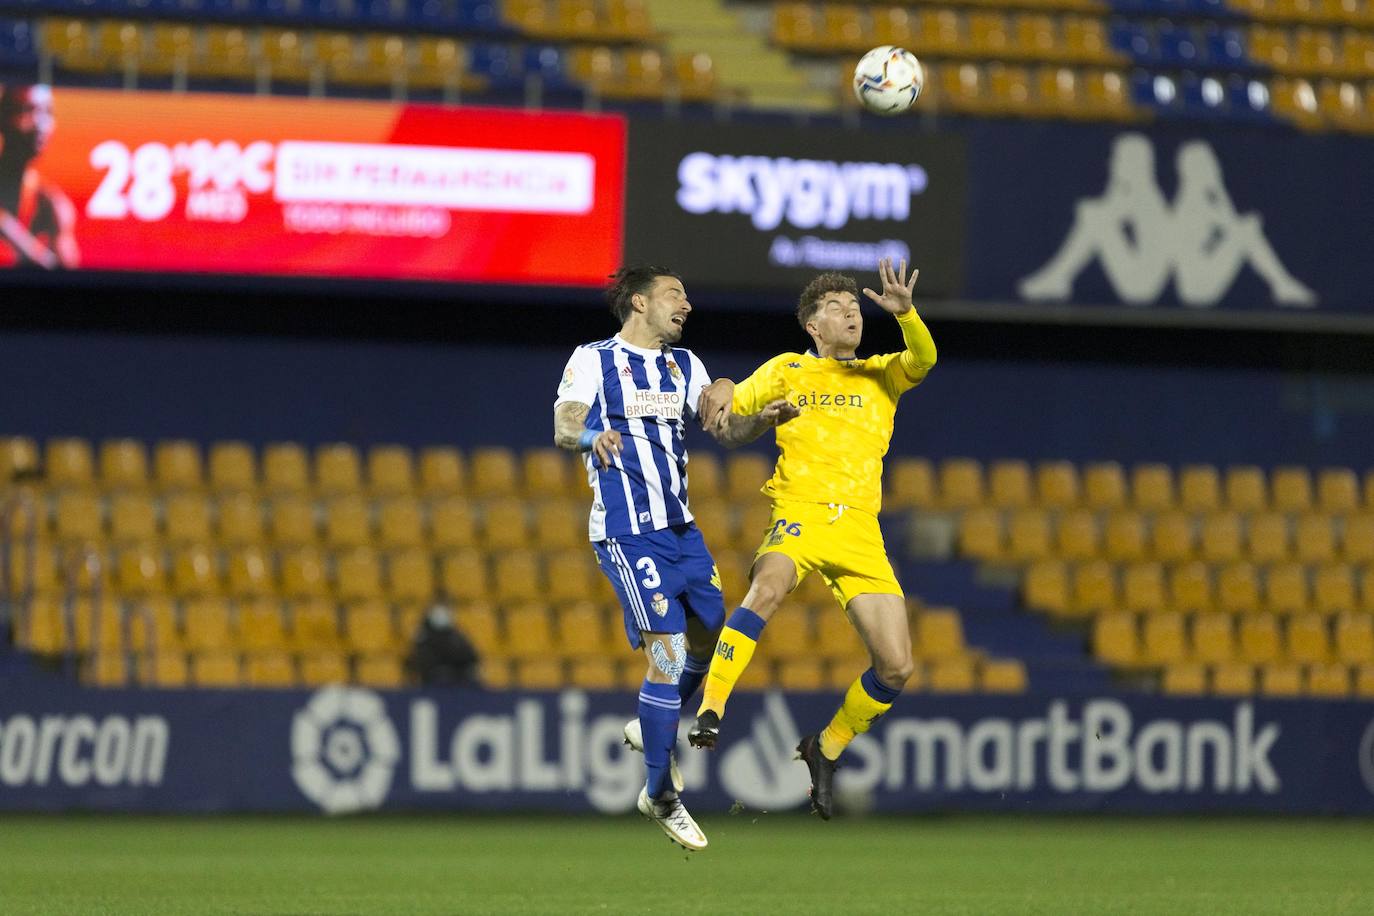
0 85 624 285
624 119 967 298
5 678 1374 814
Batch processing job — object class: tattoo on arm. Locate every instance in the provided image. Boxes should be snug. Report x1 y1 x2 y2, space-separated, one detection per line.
712 411 773 448
554 402 592 451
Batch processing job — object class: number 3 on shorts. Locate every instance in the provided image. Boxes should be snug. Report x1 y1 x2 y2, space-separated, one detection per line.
636 556 662 589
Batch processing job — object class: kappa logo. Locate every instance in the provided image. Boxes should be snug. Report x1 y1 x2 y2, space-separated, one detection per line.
1020 134 1315 309
718 693 812 810
291 687 401 815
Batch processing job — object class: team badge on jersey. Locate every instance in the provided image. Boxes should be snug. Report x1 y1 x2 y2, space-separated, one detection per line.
666 359 682 380
651 593 669 617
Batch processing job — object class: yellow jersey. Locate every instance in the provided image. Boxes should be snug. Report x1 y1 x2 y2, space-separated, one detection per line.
731 309 936 516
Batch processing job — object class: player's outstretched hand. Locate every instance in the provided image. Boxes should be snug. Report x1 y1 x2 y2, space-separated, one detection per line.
698 379 736 433
861 256 919 315
760 399 801 426
592 430 623 470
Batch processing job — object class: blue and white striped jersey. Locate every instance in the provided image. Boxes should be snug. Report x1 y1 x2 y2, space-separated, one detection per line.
555 335 711 541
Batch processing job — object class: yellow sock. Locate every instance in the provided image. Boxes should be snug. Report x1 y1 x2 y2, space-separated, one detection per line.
698 608 766 718
818 669 900 760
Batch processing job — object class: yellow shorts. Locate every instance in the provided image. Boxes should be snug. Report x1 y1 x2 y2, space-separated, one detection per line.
752 499 903 609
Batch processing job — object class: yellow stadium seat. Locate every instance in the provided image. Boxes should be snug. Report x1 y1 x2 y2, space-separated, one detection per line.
262 443 310 494
144 23 195 77
1224 466 1267 511
1178 465 1221 512
1216 562 1260 615
455 602 503 656
1082 69 1130 119
915 610 964 660
299 650 350 686
69 596 122 654
7 540 58 597
198 26 254 81
1162 663 1207 695
568 657 617 689
987 63 1032 114
1141 612 1187 666
1103 511 1147 562
337 548 383 602
244 650 296 688
887 458 936 509
523 448 572 497
109 493 157 545
505 602 558 660
532 498 585 550
236 598 288 652
1198 511 1242 563
315 444 362 496
152 440 202 492
515 658 565 690
128 596 181 653
1191 613 1235 665
937 62 987 114
183 597 232 651
1239 614 1282 664
387 548 435 604
816 610 868 663
1247 513 1291 563
470 447 519 497
430 499 478 551
736 501 775 553
556 600 611 658
1056 510 1099 561
988 460 1033 509
1293 513 1337 564
777 659 825 691
85 652 129 688
226 546 273 599
979 658 1027 693
1150 511 1195 562
474 658 510 690
1259 662 1303 697
0 435 39 482
1344 514 1374 563
482 497 532 550
164 493 211 544
938 458 984 510
1355 664 1374 699
208 442 256 492
1294 27 1338 72
762 610 813 659
928 658 977 693
1168 562 1213 613
261 28 313 85
20 595 65 654
1313 563 1356 615
1062 16 1110 64
1016 13 1059 61
192 650 243 686
317 31 358 86
1083 462 1127 510
367 446 415 496
170 544 219 597
1264 563 1309 615
922 10 961 56
1211 661 1255 696
774 2 818 48
606 0 653 41
1287 612 1330 664
281 547 328 599
411 36 469 92
47 438 95 488
1305 662 1350 697
1271 466 1313 513
291 599 343 650
959 508 1003 561
216 493 264 546
345 600 396 653
357 653 405 688
1316 467 1359 513
1247 25 1290 69
1034 461 1079 509
493 551 543 603
1023 560 1069 616
1032 65 1080 118
1071 561 1116 616
54 491 102 543
685 453 722 500
1121 562 1166 613
1131 463 1174 511
269 496 317 546
1006 509 1052 562
324 497 371 549
100 439 149 490
439 550 490 602
545 549 597 604
726 453 772 503
376 498 424 549
140 650 190 688
418 447 466 497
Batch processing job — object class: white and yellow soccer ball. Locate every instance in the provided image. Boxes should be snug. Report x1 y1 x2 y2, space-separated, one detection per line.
852 46 925 116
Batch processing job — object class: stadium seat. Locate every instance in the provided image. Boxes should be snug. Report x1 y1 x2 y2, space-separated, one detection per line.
291 599 343 651
545 549 597 604
164 493 211 544
141 651 190 688
225 546 273 599
85 652 129 688
418 447 466 496
988 460 1033 508
387 548 435 604
376 498 425 549
325 497 372 549
1239 614 1282 663
1260 662 1303 696
1264 563 1310 615
337 548 383 602
493 550 543 603
1034 461 1079 509
569 657 618 689
1083 462 1127 510
357 653 405 688
216 494 265 546
1094 610 1140 666
184 597 233 651
454 601 502 656
281 547 328 599
980 658 1027 693
1121 562 1166 613
1150 511 1195 561
1210 661 1255 696
429 499 478 551
1191 613 1235 665
1131 463 1175 511
1271 466 1314 512
959 508 1002 561
367 446 415 496
1178 465 1221 511
100 439 149 490
887 458 936 509
523 448 572 497
726 453 772 503
300 650 351 686
1056 510 1099 561
315 444 362 496
1161 662 1207 695
1293 513 1337 564
778 658 826 691
46 438 95 489
236 598 289 652
816 611 867 663
737 501 775 553
270 496 318 546
345 600 397 653
1334 612 1374 663
1247 513 1291 563
439 550 490 602
532 498 587 550
1006 509 1053 562
54 491 102 543
1215 562 1260 615
1141 612 1187 665
109 493 158 544
199 26 255 82
1071 561 1117 616
7 540 57 597
763 609 814 659
127 596 180 653
1103 511 1147 562
1316 468 1359 513
1305 662 1351 697
556 600 611 657
1341 515 1374 562
1225 466 1268 511
263 443 310 494
938 458 985 509
170 544 219 597
1312 563 1357 615
1199 511 1242 563
1024 560 1069 615
1287 612 1330 663
470 447 520 497
0 436 38 482
1168 562 1213 614
206 443 257 494
245 651 297 687
482 497 532 550
927 658 977 693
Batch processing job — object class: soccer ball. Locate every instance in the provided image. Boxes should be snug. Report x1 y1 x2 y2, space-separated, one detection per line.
852 46 924 116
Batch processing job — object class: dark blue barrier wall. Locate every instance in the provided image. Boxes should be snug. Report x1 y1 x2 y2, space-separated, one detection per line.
1 331 1372 468
3 677 1373 814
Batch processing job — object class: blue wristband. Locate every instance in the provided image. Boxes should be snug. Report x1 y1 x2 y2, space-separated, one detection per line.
577 430 599 451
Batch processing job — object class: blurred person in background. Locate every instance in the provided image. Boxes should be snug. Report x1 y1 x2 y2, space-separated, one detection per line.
406 603 480 687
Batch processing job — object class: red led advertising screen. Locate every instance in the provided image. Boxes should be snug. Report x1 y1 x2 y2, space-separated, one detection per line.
0 85 625 285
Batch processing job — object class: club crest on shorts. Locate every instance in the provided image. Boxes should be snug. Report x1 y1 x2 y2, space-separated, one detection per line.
651 593 669 617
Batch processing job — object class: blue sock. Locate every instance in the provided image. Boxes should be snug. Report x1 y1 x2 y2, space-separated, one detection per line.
679 654 709 703
638 680 681 799
860 667 903 704
725 606 767 640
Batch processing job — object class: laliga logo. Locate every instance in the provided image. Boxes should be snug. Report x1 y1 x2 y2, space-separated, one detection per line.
291 687 401 814
718 693 812 810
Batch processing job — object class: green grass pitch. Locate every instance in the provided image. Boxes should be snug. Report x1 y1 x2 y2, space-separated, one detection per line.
3 813 1374 914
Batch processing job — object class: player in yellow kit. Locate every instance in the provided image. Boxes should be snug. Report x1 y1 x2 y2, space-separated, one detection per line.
687 257 937 819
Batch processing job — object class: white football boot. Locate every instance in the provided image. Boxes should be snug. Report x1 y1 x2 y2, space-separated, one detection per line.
622 718 684 794
637 786 708 851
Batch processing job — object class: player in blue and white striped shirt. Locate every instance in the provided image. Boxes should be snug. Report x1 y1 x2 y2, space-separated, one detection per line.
553 266 797 850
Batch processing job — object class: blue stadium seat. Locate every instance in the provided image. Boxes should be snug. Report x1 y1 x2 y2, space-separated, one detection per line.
1131 69 1178 112
1204 27 1247 69
360 0 402 25
1227 77 1272 122
0 18 36 67
1178 73 1225 119
407 0 458 27
523 44 576 90
1109 21 1155 62
1157 25 1202 67
469 41 520 85
455 0 497 30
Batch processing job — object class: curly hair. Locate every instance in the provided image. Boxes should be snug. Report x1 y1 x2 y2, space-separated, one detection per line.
796 272 859 331
605 266 680 325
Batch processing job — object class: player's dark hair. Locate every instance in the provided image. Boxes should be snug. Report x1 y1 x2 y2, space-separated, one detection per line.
605 266 679 326
797 272 859 331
